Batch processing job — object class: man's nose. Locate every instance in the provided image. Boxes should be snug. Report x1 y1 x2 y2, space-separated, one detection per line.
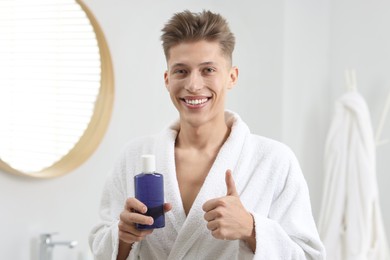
185 71 203 92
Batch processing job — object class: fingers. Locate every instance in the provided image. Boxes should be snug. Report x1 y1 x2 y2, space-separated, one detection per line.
206 220 229 240
119 198 173 244
120 210 154 226
203 196 229 212
118 212 153 244
203 206 229 240
203 202 228 240
125 197 147 214
225 169 238 196
123 197 154 225
118 197 159 244
204 208 223 222
204 213 232 240
163 202 172 213
202 170 247 241
118 220 153 237
206 219 219 232
118 223 153 243
203 169 238 213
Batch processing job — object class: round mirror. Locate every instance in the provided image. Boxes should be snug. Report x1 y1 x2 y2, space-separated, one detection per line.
0 0 114 178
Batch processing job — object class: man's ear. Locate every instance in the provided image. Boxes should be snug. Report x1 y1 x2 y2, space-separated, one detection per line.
164 71 169 91
228 66 239 90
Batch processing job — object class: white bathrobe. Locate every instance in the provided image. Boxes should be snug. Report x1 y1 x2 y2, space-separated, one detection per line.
89 111 325 260
318 91 390 260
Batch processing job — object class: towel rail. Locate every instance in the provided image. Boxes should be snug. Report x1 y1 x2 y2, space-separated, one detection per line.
343 68 388 146
345 69 357 91
375 88 390 146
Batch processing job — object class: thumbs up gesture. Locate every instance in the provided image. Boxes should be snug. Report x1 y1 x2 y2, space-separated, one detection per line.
202 170 254 242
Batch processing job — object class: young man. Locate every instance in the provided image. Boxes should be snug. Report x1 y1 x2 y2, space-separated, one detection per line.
89 10 325 260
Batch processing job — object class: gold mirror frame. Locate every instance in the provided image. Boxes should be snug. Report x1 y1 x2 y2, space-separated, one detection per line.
0 0 114 178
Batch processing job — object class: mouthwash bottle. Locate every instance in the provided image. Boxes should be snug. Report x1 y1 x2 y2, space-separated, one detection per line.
134 154 165 229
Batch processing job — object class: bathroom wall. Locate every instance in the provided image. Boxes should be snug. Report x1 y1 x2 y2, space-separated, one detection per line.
0 1 389 259
282 0 330 219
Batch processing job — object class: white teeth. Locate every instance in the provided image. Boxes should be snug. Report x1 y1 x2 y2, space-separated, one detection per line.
185 98 208 105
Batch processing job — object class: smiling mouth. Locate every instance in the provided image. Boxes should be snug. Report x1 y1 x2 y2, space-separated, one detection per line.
183 98 209 105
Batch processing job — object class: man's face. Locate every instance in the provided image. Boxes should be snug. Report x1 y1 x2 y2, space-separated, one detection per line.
164 40 238 127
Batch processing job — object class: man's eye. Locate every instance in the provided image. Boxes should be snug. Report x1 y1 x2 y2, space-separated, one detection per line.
174 69 186 74
204 67 216 73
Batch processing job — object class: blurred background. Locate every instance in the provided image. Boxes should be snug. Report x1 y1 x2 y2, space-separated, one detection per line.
0 0 389 259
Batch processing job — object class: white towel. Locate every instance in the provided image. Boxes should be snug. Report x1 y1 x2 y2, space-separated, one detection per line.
318 91 390 260
89 111 325 259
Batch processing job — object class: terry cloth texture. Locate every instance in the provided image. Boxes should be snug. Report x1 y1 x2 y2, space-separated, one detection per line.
90 110 325 260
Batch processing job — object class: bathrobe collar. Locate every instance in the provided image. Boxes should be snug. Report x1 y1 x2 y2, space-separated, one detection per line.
155 110 250 259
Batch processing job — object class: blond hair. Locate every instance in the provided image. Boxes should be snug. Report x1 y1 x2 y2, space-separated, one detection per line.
161 10 235 62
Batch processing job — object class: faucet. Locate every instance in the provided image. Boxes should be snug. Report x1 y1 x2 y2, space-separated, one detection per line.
39 233 78 260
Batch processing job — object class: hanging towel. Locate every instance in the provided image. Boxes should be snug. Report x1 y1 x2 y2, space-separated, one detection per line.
318 91 390 260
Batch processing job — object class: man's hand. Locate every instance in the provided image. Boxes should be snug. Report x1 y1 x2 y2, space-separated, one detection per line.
202 170 254 242
118 198 172 244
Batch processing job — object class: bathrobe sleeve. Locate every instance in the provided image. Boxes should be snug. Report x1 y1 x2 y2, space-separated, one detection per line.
241 144 325 259
89 136 157 260
89 142 144 260
88 152 128 260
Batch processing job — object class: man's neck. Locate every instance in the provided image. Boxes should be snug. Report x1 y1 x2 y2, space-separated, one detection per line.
176 117 231 152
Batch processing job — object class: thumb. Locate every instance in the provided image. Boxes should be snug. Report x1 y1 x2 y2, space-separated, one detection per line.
225 169 238 196
163 203 172 213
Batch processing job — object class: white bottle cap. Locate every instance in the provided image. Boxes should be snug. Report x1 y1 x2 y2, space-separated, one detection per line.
142 154 156 173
